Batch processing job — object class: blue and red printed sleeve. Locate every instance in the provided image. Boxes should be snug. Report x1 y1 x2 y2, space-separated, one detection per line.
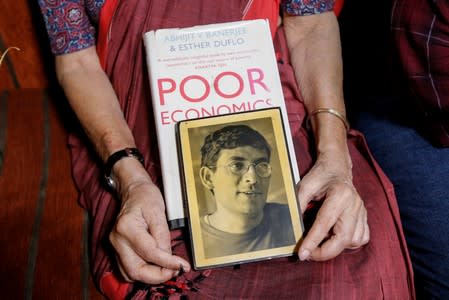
282 0 335 16
38 0 99 55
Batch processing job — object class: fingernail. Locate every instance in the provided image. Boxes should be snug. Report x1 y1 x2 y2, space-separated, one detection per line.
179 264 185 275
299 249 310 261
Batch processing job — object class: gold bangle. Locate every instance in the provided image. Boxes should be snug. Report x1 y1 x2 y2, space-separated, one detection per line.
307 108 350 132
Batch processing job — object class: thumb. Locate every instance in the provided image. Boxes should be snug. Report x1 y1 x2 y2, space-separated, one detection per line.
297 180 314 214
296 172 324 214
148 217 172 253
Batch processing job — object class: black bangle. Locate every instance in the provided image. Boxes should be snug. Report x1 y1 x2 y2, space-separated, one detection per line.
104 147 145 191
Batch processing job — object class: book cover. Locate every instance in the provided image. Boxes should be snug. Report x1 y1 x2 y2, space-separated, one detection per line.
177 108 303 269
143 19 300 229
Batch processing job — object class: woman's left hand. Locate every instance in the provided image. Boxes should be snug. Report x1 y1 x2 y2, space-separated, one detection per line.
296 151 370 261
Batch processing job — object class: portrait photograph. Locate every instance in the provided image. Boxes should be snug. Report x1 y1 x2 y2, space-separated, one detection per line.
177 108 303 270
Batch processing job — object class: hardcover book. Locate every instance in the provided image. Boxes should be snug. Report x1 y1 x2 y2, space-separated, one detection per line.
143 19 300 228
177 108 303 269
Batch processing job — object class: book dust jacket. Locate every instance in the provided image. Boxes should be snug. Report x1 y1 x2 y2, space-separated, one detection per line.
143 19 300 228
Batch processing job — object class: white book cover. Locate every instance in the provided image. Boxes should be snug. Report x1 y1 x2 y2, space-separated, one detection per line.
143 19 300 229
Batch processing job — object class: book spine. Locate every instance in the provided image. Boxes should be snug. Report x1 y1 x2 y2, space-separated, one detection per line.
144 32 186 228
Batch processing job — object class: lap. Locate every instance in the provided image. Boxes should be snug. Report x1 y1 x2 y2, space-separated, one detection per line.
151 165 412 299
74 128 413 299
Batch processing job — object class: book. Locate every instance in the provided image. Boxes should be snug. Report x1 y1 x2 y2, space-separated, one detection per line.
177 108 303 269
143 19 300 229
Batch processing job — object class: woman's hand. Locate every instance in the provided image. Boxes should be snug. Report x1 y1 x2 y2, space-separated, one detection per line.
296 151 370 261
283 12 369 261
55 47 191 283
108 159 191 284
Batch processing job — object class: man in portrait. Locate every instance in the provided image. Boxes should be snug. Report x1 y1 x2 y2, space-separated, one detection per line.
199 124 295 258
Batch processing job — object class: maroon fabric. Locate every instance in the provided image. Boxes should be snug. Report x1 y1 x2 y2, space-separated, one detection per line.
392 0 449 146
68 0 414 298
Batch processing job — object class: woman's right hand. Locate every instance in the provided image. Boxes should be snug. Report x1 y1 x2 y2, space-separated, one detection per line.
108 158 191 284
55 47 191 284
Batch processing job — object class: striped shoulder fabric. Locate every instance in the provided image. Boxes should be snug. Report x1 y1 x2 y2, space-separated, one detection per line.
391 0 449 146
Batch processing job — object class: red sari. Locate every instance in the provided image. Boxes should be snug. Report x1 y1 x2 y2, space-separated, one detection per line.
68 0 414 299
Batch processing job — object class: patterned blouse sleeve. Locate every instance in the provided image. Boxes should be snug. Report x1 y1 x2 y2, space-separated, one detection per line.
38 0 96 55
282 0 335 16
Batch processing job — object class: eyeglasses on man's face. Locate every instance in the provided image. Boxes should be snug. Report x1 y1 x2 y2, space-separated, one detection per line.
208 160 272 178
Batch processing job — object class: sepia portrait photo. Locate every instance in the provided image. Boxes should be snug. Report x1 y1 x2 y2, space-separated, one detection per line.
177 108 303 269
